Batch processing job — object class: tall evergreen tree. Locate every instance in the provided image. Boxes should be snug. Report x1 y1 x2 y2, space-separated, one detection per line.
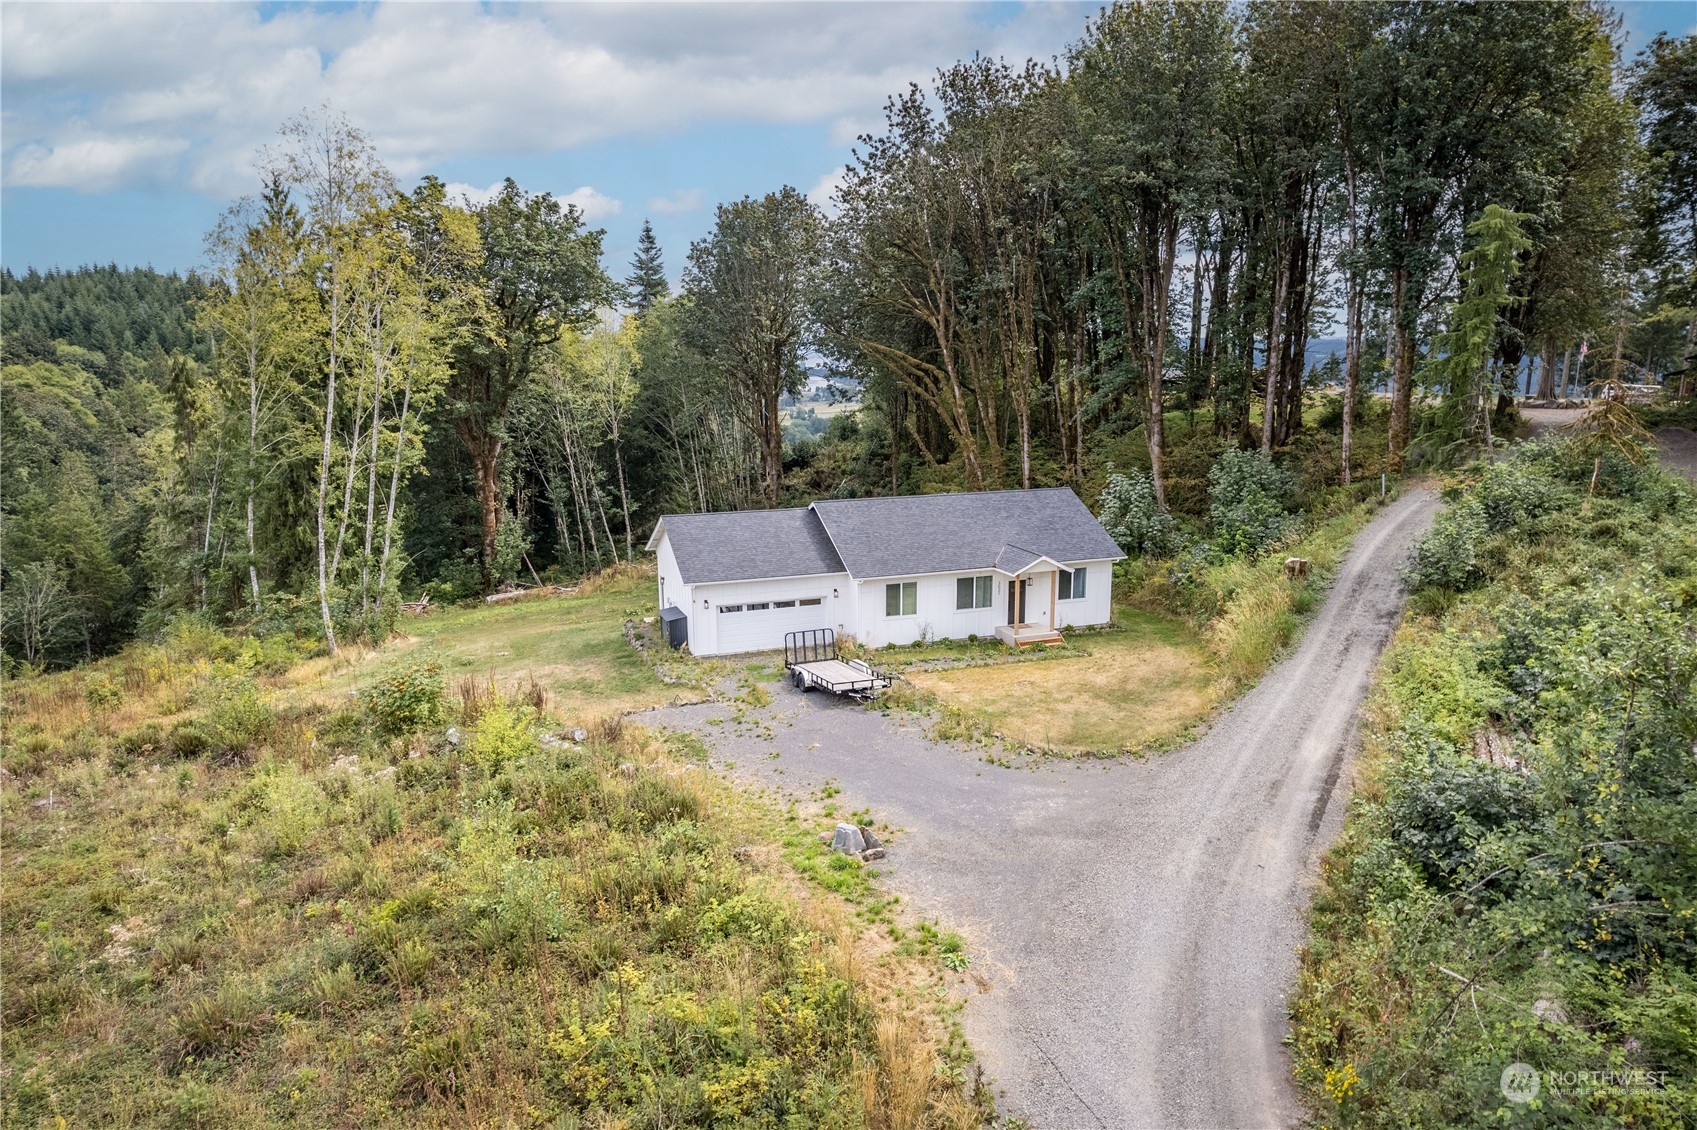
625 219 670 315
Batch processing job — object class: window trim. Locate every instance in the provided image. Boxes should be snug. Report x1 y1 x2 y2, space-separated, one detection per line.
1058 566 1087 601
956 574 994 611
884 580 918 618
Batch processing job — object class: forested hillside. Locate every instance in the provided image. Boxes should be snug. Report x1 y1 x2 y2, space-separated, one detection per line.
3 2 1693 670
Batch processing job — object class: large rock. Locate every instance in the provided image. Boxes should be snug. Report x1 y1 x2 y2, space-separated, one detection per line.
860 825 883 850
830 823 866 855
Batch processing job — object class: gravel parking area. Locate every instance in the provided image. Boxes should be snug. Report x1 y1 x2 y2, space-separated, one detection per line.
643 488 1438 1129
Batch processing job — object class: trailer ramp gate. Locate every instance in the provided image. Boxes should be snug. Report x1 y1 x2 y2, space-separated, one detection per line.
783 629 892 699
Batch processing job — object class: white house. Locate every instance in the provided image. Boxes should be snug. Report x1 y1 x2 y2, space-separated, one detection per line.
645 487 1126 656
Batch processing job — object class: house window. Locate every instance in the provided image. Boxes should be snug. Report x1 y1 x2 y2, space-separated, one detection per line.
799 597 823 607
1058 567 1087 601
884 581 917 617
773 600 796 608
719 604 744 613
955 575 993 610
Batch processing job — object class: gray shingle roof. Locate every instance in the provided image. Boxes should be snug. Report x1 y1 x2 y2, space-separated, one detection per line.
813 487 1125 579
653 487 1125 586
993 543 1046 575
654 509 846 585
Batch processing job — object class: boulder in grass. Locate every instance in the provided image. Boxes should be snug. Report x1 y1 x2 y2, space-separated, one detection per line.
830 823 866 855
862 847 887 862
860 825 883 850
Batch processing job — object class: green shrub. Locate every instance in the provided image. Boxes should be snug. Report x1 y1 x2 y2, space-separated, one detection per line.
230 633 316 676
365 654 446 736
190 677 275 762
258 766 324 857
167 720 213 761
1401 498 1487 591
1474 457 1563 531
1384 745 1534 887
82 673 122 711
466 700 540 769
111 721 164 769
1098 467 1178 557
698 893 789 944
495 859 572 947
1208 449 1297 557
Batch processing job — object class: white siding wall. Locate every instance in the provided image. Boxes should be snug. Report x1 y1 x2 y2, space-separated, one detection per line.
850 560 1115 648
688 573 849 656
851 572 1016 648
1054 559 1116 629
656 535 688 614
654 533 696 649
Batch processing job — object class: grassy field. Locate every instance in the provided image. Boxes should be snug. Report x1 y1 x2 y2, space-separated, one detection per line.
894 493 1393 756
0 579 988 1128
903 609 1226 753
301 565 696 722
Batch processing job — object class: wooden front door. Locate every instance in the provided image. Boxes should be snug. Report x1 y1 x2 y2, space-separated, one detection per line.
1006 577 1026 625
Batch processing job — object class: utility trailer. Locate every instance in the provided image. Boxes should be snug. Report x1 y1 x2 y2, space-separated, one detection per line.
784 629 892 699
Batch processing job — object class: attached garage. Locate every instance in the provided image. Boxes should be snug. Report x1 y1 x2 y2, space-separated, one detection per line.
714 595 831 653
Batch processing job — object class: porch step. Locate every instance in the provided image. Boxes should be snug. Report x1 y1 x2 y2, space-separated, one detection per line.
994 625 1065 648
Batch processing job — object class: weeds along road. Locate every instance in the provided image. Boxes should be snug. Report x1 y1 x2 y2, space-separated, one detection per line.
646 488 1438 1129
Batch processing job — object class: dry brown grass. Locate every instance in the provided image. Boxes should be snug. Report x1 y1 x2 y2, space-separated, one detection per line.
906 609 1228 753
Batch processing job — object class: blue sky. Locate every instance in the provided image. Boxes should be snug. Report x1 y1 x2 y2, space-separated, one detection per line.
3 1 1691 288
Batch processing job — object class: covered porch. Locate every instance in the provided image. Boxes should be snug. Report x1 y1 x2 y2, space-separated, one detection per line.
992 545 1065 647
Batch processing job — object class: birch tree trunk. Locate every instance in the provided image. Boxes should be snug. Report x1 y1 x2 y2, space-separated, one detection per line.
376 373 412 599
316 261 340 655
359 307 386 615
246 343 262 610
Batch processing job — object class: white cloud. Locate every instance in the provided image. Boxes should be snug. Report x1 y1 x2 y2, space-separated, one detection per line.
807 166 848 215
442 180 504 209
7 135 191 193
442 180 621 221
560 185 622 222
647 188 703 216
1 2 1091 196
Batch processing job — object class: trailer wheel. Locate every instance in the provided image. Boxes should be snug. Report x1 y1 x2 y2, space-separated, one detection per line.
794 670 809 691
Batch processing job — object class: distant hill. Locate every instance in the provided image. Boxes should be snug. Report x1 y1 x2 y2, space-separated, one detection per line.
1 264 211 366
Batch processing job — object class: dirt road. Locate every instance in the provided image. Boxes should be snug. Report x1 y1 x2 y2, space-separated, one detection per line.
646 488 1438 1129
1519 407 1697 481
1656 426 1697 480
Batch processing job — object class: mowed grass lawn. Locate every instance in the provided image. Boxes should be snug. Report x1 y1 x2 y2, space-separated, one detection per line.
308 569 691 721
904 607 1229 753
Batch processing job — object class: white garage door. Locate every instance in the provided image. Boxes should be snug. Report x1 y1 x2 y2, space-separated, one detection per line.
716 596 831 654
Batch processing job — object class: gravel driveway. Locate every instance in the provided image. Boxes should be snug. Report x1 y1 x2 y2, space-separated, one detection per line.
644 488 1437 1129
1656 426 1697 480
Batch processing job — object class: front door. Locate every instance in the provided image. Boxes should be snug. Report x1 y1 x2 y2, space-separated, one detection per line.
1006 577 1027 625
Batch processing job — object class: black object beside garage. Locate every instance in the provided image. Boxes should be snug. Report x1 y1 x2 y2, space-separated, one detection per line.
659 605 689 650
